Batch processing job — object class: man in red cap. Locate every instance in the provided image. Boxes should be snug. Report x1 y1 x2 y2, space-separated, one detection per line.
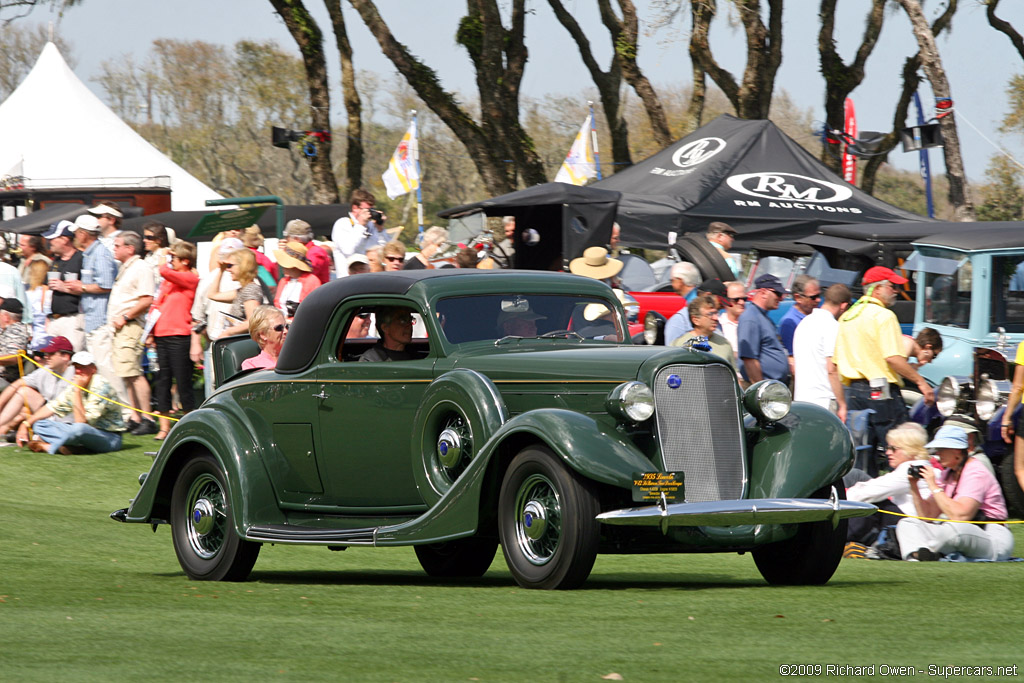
834 266 935 476
0 335 75 437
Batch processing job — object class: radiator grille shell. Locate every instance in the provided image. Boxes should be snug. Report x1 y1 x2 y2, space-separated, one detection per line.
652 363 746 502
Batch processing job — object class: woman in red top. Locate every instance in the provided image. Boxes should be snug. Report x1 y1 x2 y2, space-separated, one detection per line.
151 241 200 439
273 241 319 320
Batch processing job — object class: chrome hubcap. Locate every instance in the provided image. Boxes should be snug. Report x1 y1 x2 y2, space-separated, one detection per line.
184 473 227 560
514 474 561 565
192 499 216 536
437 427 462 469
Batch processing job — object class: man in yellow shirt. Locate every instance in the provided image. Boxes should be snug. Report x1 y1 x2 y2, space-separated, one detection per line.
834 267 935 476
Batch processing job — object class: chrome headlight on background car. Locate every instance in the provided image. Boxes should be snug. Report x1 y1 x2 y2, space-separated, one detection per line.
936 376 962 417
606 381 655 423
975 377 1000 421
743 380 792 423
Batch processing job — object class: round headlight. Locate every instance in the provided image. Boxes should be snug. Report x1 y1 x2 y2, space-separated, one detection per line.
936 376 960 417
743 380 792 423
606 381 655 423
975 377 999 421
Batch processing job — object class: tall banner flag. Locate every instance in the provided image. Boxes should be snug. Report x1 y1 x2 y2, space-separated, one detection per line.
555 110 599 185
382 117 420 200
841 98 857 184
912 91 935 218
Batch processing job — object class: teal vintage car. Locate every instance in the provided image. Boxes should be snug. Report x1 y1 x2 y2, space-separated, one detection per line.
112 270 873 589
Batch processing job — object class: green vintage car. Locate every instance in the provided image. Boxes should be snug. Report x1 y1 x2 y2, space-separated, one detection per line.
112 270 873 589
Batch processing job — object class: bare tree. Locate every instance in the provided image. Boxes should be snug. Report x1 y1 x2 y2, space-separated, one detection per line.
349 0 545 194
685 0 713 131
325 0 363 199
689 0 783 119
985 0 1024 62
897 0 974 220
859 2 955 196
547 0 631 169
817 0 886 173
268 0 340 204
610 0 672 146
0 23 75 99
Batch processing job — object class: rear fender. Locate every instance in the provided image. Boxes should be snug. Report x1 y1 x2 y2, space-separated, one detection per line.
748 402 854 499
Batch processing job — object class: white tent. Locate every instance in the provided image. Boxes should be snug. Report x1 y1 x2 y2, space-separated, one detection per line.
0 42 221 211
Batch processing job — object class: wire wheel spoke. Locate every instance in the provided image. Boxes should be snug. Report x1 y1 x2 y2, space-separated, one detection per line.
514 474 562 565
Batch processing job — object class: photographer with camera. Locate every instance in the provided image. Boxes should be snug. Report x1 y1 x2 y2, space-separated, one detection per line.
844 422 932 545
895 425 1014 561
331 188 389 277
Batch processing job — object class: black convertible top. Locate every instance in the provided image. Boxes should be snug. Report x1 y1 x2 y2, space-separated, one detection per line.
912 222 1024 252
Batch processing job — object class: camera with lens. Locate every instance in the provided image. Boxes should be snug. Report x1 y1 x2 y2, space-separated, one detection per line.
908 464 925 480
285 300 300 318
368 208 385 225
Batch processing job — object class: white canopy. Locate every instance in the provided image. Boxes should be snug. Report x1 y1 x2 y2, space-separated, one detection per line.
0 42 221 211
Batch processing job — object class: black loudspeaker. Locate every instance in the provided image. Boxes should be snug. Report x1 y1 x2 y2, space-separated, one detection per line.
900 123 943 152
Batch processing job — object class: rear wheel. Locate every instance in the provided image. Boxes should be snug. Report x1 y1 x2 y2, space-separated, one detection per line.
998 454 1024 519
498 446 600 590
414 537 498 578
752 482 847 586
170 454 260 581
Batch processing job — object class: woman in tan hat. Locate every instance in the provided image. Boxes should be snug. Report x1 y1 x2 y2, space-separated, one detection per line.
568 246 624 283
273 241 319 320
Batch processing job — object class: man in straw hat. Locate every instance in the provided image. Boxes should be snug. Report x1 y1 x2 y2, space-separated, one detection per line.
568 246 623 283
283 219 330 285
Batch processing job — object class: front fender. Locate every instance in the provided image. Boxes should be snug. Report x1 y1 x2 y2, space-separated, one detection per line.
124 406 282 534
748 401 854 499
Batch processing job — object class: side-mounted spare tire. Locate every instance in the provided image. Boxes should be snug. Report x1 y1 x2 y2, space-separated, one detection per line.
411 369 508 505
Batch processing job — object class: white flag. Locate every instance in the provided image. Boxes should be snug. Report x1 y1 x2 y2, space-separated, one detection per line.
554 113 598 185
382 119 420 200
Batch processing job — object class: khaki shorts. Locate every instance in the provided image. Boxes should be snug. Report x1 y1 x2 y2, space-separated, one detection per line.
111 321 145 377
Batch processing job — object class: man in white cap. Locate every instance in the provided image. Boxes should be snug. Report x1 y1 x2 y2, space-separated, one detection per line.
191 238 243 397
17 350 126 455
67 214 118 339
43 220 86 350
88 201 124 252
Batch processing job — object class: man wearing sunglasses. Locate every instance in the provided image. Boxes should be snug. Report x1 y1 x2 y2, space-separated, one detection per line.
779 275 821 357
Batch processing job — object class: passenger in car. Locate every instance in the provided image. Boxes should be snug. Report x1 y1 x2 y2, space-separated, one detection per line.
241 305 289 371
359 306 417 362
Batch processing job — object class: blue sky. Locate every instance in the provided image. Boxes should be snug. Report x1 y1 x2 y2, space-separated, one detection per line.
15 0 1024 184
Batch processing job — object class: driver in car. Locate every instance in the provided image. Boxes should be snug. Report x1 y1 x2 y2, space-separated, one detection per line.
359 307 416 362
498 307 546 337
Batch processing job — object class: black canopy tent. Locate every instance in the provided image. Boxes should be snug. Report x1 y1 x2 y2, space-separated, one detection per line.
3 203 146 234
438 183 621 270
592 114 932 250
119 204 347 241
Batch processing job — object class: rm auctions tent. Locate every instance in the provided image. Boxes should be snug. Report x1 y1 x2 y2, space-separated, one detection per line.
0 43 220 211
591 114 932 250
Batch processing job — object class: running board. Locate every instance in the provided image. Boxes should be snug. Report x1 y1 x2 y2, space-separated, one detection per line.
246 524 378 545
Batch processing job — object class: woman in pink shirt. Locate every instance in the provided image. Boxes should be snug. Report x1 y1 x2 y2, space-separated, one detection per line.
273 241 319 320
151 241 200 440
241 305 288 371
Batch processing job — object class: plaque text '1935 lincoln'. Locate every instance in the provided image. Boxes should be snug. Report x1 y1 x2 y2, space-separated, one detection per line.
113 270 873 589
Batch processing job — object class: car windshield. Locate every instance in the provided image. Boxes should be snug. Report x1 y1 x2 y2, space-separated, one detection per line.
908 247 972 328
435 294 625 344
992 255 1024 333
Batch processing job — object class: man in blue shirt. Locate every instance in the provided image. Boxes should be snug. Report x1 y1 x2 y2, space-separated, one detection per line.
778 275 821 354
69 215 118 335
738 273 790 383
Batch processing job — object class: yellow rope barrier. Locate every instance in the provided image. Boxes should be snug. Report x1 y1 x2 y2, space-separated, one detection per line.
5 352 180 424
877 508 1022 524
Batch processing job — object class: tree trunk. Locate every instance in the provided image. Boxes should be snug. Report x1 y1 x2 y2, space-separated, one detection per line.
325 0 363 200
548 0 632 170
349 0 531 195
817 0 886 174
897 0 975 220
860 2 955 196
685 0 714 132
689 0 782 119
605 0 672 147
268 0 340 204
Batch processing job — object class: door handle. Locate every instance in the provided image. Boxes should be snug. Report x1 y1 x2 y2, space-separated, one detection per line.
313 389 329 400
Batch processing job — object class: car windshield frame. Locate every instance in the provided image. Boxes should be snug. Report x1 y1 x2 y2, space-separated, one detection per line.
434 293 626 345
909 247 973 329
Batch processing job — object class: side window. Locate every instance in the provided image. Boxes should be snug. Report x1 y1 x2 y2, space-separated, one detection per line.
336 305 430 362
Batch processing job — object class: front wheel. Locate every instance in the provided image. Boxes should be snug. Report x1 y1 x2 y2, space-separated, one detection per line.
752 482 847 586
498 446 600 590
170 454 260 581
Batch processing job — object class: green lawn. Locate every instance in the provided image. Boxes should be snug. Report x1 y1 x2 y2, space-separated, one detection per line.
2 436 1022 682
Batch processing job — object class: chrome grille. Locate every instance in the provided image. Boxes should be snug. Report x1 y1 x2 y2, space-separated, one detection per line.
653 363 745 502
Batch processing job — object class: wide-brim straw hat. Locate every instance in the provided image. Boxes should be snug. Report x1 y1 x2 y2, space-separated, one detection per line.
274 241 312 272
569 246 623 280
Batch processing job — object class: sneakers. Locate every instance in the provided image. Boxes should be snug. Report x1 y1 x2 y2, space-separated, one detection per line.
912 547 941 562
26 439 50 453
843 542 868 559
129 419 159 436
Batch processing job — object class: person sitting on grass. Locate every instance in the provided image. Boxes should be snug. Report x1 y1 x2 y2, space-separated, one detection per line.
17 351 126 455
0 336 76 438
